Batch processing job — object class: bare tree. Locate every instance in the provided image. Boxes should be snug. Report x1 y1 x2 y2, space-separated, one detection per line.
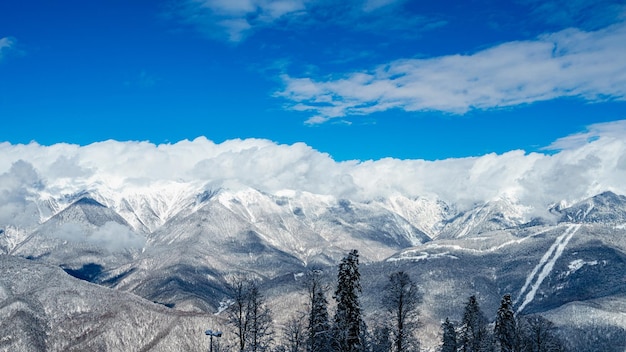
281 313 307 352
228 278 251 352
226 278 274 352
383 271 421 352
518 315 564 352
247 283 274 352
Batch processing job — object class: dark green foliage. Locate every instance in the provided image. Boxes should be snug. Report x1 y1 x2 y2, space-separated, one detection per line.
383 271 421 352
494 294 516 352
332 249 364 352
459 295 491 352
441 318 457 352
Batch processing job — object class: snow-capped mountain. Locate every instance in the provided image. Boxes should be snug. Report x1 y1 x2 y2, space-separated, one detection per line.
2 183 626 351
554 191 626 224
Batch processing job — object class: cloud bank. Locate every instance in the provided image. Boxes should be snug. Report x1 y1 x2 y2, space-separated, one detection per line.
50 222 146 252
1 120 625 219
278 22 626 123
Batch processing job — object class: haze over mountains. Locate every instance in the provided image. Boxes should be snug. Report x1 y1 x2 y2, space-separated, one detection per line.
1 131 626 351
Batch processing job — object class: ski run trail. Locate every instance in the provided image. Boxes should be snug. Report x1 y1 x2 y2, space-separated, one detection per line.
515 224 582 314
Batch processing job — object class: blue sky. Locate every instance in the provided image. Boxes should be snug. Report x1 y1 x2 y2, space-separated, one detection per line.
1 0 625 161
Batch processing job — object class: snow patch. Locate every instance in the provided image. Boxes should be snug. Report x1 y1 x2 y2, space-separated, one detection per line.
515 224 581 314
215 298 233 315
388 251 458 262
566 259 599 275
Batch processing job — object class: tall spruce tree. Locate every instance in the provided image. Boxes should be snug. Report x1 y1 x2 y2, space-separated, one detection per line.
441 318 458 352
494 294 516 352
308 284 330 352
383 271 421 352
459 295 490 352
332 249 364 352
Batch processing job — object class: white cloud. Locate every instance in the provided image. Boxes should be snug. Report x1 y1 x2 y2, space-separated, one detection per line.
0 37 16 61
544 119 626 151
0 160 44 227
1 121 626 219
91 222 146 251
50 221 145 251
278 22 626 123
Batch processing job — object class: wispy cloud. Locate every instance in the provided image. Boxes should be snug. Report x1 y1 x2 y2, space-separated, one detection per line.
522 0 626 30
1 120 625 223
544 119 626 151
277 22 626 123
174 0 308 42
173 0 432 42
0 37 16 61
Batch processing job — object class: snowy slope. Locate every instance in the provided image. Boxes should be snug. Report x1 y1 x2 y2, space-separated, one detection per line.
0 255 224 352
3 184 626 351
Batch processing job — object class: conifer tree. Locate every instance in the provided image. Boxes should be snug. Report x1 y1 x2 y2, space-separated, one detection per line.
494 294 516 352
459 295 490 352
332 249 364 352
308 284 330 352
441 318 458 352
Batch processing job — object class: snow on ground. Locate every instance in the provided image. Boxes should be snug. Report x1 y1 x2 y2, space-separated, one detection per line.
516 224 581 314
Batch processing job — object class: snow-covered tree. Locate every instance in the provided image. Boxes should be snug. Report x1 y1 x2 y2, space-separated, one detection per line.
518 315 564 352
494 294 516 352
226 278 274 352
441 318 458 352
246 283 273 352
383 271 421 352
332 249 364 352
459 295 491 352
281 313 307 352
306 271 331 352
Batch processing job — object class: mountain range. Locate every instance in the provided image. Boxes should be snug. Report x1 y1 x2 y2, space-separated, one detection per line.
2 182 626 351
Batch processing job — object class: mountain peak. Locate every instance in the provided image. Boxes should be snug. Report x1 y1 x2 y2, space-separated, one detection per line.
558 191 626 224
73 197 107 208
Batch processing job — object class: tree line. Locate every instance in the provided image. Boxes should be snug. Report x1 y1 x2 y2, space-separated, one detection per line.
220 249 566 352
441 294 565 352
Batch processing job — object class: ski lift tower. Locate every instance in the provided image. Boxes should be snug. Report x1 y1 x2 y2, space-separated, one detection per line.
205 329 222 352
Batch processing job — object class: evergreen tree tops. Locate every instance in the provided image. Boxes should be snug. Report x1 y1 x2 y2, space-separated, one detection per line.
494 294 516 352
441 318 457 352
441 294 566 352
459 295 490 352
332 249 364 352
